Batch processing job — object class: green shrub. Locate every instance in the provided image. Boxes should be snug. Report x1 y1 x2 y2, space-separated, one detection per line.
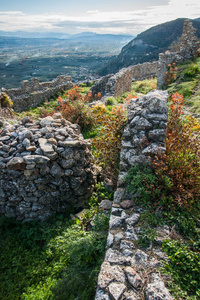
0 92 13 108
183 63 200 80
137 225 157 249
162 239 200 298
104 97 117 106
125 163 172 207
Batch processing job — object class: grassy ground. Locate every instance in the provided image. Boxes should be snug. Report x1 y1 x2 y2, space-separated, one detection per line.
167 57 200 114
0 183 112 300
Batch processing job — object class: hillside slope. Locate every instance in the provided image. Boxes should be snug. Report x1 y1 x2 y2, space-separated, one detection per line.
99 18 200 75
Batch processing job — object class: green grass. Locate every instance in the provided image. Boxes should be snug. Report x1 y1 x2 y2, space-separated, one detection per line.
167 57 200 114
113 78 157 104
0 183 112 300
131 77 157 95
0 215 107 300
168 80 198 98
15 97 59 120
185 92 200 113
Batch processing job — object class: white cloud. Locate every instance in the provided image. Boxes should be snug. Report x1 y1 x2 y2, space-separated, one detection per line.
0 0 199 34
87 10 100 14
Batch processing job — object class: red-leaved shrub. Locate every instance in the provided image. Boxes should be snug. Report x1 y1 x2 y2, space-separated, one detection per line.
153 92 200 208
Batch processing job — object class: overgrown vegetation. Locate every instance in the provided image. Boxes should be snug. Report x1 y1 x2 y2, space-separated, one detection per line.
125 92 200 299
162 240 200 299
0 92 13 108
0 183 112 300
167 57 200 113
92 103 126 182
2 66 200 299
131 77 157 95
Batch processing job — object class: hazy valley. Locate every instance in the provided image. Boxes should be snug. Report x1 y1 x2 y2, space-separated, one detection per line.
0 33 133 89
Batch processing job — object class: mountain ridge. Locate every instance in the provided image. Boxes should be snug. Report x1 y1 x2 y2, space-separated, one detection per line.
98 18 200 76
0 30 133 40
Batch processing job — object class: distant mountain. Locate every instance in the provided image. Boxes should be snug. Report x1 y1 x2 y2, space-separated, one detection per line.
0 30 72 39
0 30 133 41
98 18 200 76
194 18 200 22
0 36 63 47
71 32 134 42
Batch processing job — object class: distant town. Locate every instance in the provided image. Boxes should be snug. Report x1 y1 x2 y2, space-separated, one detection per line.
0 33 133 88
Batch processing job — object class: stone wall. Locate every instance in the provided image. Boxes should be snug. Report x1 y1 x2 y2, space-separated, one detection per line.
91 74 114 98
157 19 200 89
91 62 158 98
179 19 200 59
157 51 184 91
0 115 96 221
1 75 73 112
130 61 158 82
95 90 173 300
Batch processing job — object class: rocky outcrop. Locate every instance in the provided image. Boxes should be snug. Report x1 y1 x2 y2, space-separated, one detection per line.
0 115 96 221
1 75 73 112
95 90 172 300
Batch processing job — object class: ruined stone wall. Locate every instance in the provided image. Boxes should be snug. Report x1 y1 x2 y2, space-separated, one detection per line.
179 19 200 59
91 62 158 98
157 19 200 89
0 115 96 221
95 90 172 300
90 74 114 98
113 67 135 97
1 75 73 112
131 61 158 82
157 51 184 90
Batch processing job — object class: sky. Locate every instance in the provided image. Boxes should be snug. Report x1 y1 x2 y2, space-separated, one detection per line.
0 0 200 35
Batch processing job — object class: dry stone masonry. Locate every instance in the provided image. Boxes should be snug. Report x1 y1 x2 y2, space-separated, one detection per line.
91 62 158 98
157 19 200 89
119 89 168 179
130 61 158 82
0 115 96 221
1 75 73 112
95 90 172 300
179 19 200 59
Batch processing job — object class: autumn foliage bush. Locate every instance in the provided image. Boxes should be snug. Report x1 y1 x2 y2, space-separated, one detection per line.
92 103 126 182
164 63 178 86
56 87 96 131
126 92 200 210
153 92 200 209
